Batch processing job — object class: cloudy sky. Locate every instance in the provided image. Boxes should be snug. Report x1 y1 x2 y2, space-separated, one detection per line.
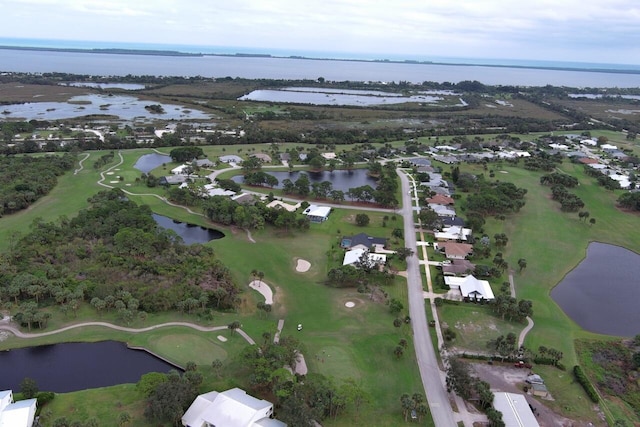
1 0 639 64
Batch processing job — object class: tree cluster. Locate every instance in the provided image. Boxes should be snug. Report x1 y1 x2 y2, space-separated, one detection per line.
1 189 240 323
169 146 204 163
550 184 585 212
490 295 533 322
540 172 579 187
464 179 527 218
618 192 640 211
0 153 76 216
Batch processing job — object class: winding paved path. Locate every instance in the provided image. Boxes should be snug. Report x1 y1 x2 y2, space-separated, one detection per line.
74 152 91 175
509 271 535 347
0 319 255 345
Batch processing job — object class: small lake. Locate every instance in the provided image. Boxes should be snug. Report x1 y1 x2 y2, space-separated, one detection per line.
232 169 379 192
238 87 461 106
0 94 211 121
153 214 224 244
0 341 176 392
62 82 146 90
134 153 172 174
551 242 640 336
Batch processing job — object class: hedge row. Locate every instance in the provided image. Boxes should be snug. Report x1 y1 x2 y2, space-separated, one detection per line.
573 365 599 403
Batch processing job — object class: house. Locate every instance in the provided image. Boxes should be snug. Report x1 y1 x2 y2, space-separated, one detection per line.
340 233 387 251
171 164 190 175
251 153 272 163
342 248 387 267
444 275 495 301
442 216 465 227
279 153 291 162
578 157 599 165
219 155 243 164
407 157 432 167
441 259 476 276
232 193 256 205
0 390 37 427
159 175 188 185
426 194 454 206
492 392 539 427
303 205 331 222
428 204 456 218
181 387 286 427
531 383 549 398
434 226 472 242
266 200 299 212
434 242 473 259
432 154 458 164
321 152 337 160
600 143 618 152
191 158 215 168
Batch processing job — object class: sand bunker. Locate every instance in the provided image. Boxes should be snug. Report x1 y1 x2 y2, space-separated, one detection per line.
217 335 227 342
249 280 273 305
109 180 119 183
296 259 311 273
106 172 114 175
345 301 355 308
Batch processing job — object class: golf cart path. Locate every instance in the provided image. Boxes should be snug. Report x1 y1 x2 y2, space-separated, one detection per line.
0 319 255 345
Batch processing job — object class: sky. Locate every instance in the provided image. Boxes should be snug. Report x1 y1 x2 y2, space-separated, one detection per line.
1 0 639 65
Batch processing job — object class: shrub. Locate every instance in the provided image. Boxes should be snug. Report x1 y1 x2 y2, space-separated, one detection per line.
573 365 599 403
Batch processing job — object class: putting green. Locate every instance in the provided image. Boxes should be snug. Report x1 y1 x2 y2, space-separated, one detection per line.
150 333 227 366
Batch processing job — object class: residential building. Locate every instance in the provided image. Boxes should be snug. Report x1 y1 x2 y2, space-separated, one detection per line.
434 241 473 259
340 233 387 251
0 390 37 427
219 155 243 164
303 205 331 222
181 388 286 427
492 392 540 427
434 226 472 242
251 153 272 163
444 275 495 301
441 259 476 276
342 248 387 267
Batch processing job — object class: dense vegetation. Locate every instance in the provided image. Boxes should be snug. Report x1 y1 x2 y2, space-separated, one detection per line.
1 189 239 327
0 153 76 216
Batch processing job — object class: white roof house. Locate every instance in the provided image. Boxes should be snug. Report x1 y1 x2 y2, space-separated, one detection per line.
600 143 618 151
428 204 456 218
343 248 387 267
182 388 286 427
171 164 190 175
219 155 243 164
444 275 495 300
434 226 472 241
492 392 540 427
0 390 37 427
266 200 300 212
303 205 331 222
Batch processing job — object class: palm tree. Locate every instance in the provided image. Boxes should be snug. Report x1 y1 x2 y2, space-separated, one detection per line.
250 269 258 282
257 271 265 285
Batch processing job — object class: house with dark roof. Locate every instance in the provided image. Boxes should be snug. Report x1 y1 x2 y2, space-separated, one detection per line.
340 233 387 251
442 259 476 276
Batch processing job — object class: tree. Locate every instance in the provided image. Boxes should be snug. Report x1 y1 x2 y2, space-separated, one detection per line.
355 214 370 227
445 356 474 399
137 372 168 397
389 298 404 315
20 377 38 399
517 258 527 272
228 320 242 335
395 247 414 261
211 359 223 377
589 217 596 226
340 378 370 419
394 346 404 358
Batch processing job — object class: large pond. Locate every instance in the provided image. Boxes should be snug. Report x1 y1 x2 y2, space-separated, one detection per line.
238 87 465 107
551 242 640 336
0 94 211 121
232 169 378 192
0 341 176 392
134 153 172 174
153 214 224 244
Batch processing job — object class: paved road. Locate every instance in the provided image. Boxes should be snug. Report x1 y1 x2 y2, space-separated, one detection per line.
397 169 457 427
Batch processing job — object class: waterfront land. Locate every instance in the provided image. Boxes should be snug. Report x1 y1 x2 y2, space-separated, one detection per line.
0 74 639 426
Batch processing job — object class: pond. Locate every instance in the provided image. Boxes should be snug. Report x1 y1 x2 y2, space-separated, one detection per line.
550 242 640 336
0 94 211 121
232 169 379 193
237 87 461 106
62 82 146 90
134 153 172 174
153 214 224 244
0 341 176 392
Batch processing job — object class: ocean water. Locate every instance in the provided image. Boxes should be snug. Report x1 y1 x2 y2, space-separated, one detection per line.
1 38 640 87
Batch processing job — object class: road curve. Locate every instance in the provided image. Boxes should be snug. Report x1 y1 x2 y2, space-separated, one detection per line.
397 169 457 427
0 320 255 345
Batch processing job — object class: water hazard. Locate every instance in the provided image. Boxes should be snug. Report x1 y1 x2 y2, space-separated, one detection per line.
152 214 224 244
232 169 378 193
551 242 640 337
0 341 176 392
